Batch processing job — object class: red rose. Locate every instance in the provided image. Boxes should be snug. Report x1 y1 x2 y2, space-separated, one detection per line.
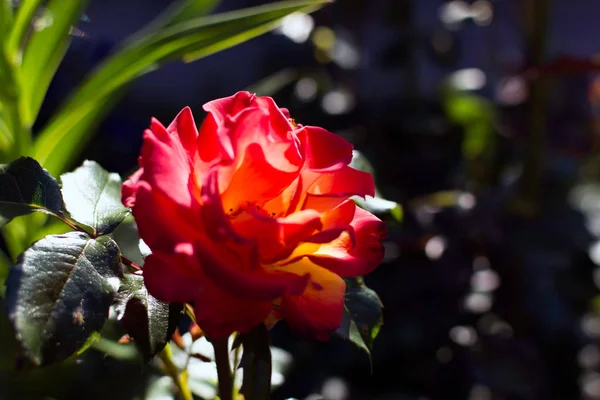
122 91 385 340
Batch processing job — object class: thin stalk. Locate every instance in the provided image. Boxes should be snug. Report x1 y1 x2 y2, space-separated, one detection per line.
158 343 193 400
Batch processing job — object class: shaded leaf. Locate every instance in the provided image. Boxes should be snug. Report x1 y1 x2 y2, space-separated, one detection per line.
0 156 63 228
114 273 182 361
336 277 383 356
239 323 271 400
33 0 331 177
350 151 402 221
111 216 144 266
5 232 122 365
60 160 130 236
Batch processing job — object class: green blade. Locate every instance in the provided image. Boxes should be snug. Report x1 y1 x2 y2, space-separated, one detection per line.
5 0 43 63
18 0 87 128
33 0 330 177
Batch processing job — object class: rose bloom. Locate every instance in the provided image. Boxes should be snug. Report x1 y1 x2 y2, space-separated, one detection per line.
122 91 385 340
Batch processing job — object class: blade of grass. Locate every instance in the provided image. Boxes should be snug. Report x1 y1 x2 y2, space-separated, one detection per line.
18 0 87 129
32 0 329 177
0 0 14 47
5 0 43 63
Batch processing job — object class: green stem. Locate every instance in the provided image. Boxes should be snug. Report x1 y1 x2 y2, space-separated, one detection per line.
212 336 233 400
158 343 193 400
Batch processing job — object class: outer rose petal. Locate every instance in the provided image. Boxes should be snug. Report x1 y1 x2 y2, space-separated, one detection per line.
195 283 272 339
280 258 346 340
283 207 386 277
203 91 294 142
121 168 144 208
297 126 353 171
143 249 202 304
166 107 199 158
303 199 357 244
144 245 272 339
139 118 197 209
133 182 203 252
308 165 375 198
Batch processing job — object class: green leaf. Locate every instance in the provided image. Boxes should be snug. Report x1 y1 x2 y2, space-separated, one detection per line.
18 0 88 127
239 324 272 400
350 151 402 222
0 248 10 297
5 0 44 62
60 160 130 236
122 0 219 48
441 83 496 161
336 277 383 356
33 0 330 177
0 156 63 228
114 273 182 361
111 215 144 266
5 232 122 365
0 0 13 47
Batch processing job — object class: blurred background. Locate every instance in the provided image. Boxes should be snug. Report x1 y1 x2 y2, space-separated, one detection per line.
17 0 600 398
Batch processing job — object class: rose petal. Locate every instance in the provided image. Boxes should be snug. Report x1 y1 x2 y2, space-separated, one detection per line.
194 285 272 339
133 182 202 252
145 246 272 339
297 126 353 171
143 249 202 304
282 207 385 277
196 241 310 301
221 143 299 212
140 119 198 209
197 111 235 163
200 167 248 244
263 176 300 217
279 258 346 340
204 91 293 142
231 207 323 262
167 107 199 158
308 165 375 198
121 168 144 208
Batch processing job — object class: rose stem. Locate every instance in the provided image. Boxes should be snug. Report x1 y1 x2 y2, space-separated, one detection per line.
158 343 193 400
212 336 234 400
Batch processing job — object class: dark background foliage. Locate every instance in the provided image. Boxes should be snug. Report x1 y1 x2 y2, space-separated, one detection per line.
11 0 600 399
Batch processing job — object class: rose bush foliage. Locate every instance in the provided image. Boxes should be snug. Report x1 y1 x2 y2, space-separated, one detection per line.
122 91 386 340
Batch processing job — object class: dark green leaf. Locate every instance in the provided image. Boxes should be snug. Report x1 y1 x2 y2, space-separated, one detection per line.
114 273 181 361
350 150 402 222
0 156 63 228
111 216 144 266
60 160 130 236
5 232 122 365
239 323 271 400
336 277 383 356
